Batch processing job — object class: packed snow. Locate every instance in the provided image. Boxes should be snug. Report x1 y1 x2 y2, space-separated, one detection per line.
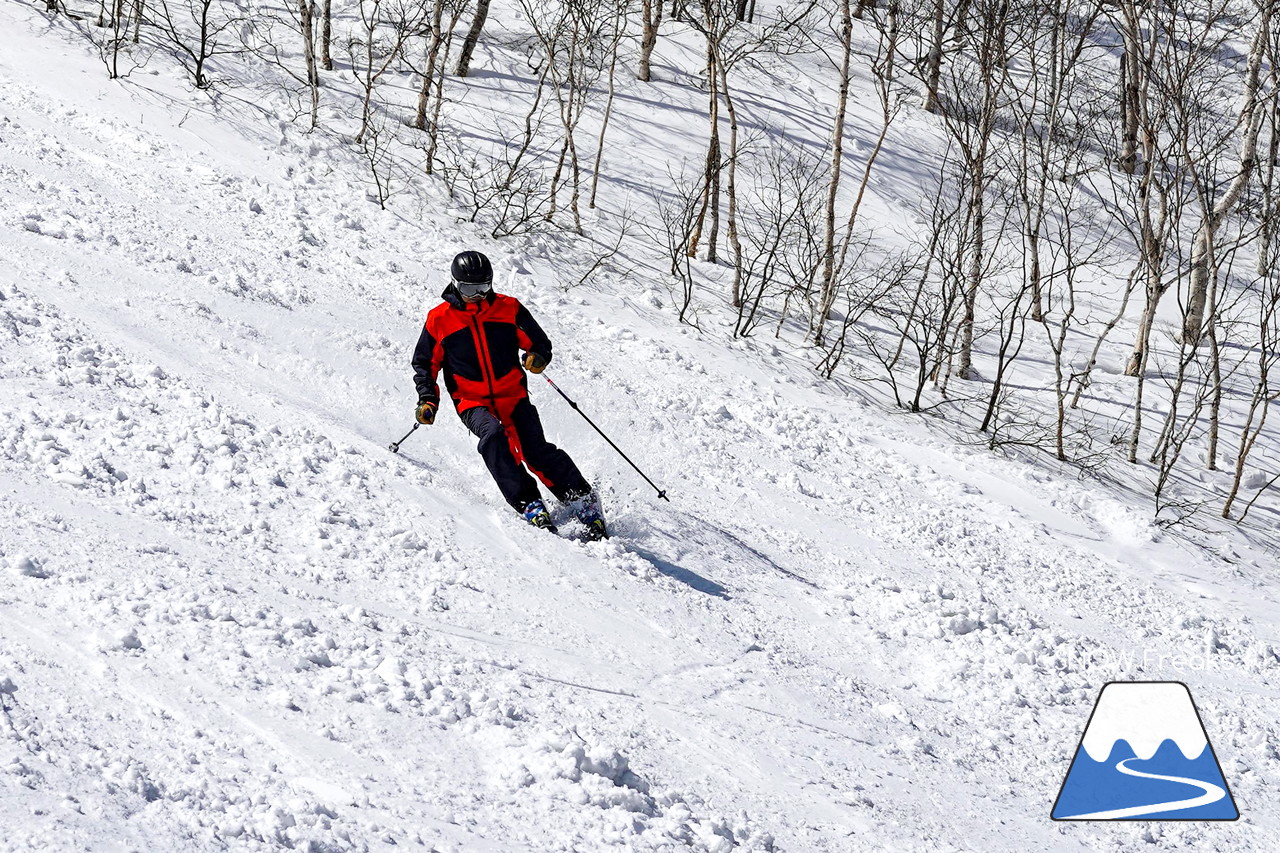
2 2 1280 851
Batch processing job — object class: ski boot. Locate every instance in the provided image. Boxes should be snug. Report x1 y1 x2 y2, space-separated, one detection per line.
567 490 608 541
522 499 557 534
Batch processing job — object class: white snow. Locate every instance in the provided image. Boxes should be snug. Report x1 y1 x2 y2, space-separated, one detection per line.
1 1 1279 851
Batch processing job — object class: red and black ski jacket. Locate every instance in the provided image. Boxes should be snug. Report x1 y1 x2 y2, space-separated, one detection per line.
412 287 553 415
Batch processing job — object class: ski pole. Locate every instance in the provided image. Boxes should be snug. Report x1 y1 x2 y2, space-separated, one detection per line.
543 374 669 502
388 422 419 453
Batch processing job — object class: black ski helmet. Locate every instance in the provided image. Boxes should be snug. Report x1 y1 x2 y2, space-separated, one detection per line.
451 251 493 290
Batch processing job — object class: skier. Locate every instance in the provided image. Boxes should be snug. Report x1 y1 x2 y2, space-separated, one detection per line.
411 250 607 539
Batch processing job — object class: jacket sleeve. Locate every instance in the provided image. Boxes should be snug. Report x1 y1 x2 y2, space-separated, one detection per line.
515 302 552 364
411 321 441 405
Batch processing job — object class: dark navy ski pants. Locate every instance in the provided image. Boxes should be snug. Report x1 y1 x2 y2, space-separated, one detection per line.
460 399 590 511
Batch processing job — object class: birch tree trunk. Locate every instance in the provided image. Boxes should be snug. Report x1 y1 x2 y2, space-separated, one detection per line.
413 1 448 130
1117 2 1142 175
922 0 945 113
1181 5 1274 344
590 14 625 208
953 1 1005 381
1123 179 1170 378
1259 97 1279 277
425 12 461 174
687 38 721 261
638 0 664 81
321 0 334 71
816 0 853 339
299 0 320 128
954 161 988 380
718 59 744 306
455 0 492 77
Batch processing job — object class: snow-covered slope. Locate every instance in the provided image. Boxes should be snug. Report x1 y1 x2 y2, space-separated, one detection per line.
2 4 1279 851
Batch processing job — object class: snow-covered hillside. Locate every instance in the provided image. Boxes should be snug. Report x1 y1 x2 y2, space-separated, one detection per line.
2 3 1279 851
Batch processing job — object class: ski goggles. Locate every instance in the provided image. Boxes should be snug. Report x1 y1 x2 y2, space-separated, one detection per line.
453 277 493 299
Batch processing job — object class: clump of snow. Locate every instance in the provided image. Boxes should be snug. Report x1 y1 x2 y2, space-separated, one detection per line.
492 729 773 851
9 553 49 578
100 628 143 652
373 655 406 684
1091 497 1157 545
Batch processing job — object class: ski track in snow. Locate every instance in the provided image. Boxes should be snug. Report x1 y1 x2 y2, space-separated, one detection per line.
2 4 1280 852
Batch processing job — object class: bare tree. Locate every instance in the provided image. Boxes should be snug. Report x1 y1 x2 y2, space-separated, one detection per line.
589 4 629 208
736 144 826 338
685 19 723 264
346 0 424 144
1223 277 1280 517
652 168 706 326
816 0 900 343
298 0 321 127
931 0 1017 381
412 0 466 131
910 0 951 114
245 7 332 129
686 0 817 273
1181 3 1276 344
817 0 855 333
878 163 970 411
1007 0 1106 323
80 0 149 79
359 114 408 208
147 0 247 89
975 273 1031 435
522 0 625 234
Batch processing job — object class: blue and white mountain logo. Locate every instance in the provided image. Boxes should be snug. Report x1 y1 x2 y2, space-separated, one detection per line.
1052 681 1239 820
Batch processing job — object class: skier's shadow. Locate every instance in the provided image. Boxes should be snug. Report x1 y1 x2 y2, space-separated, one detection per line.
629 547 730 600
